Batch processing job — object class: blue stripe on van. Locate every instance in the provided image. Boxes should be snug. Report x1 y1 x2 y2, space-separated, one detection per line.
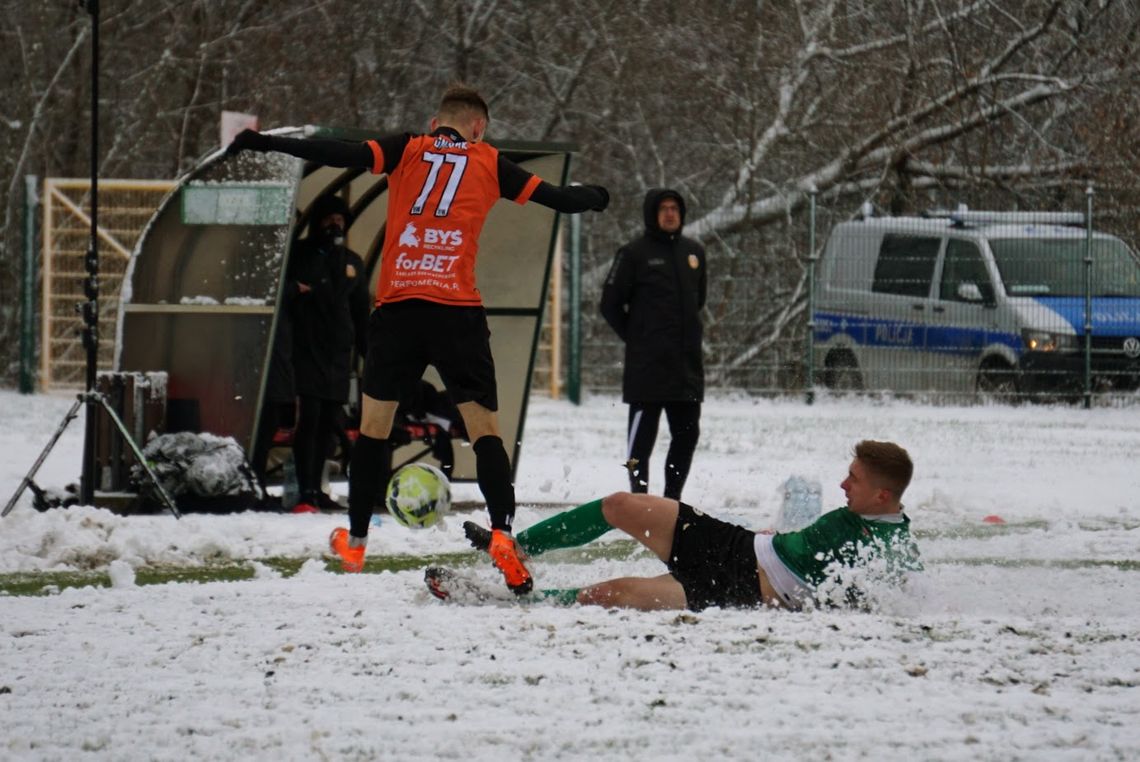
925 324 1021 355
814 312 1020 356
1032 297 1140 336
814 313 919 348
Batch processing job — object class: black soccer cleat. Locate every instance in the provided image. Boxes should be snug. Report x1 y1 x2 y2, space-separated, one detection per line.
463 520 492 552
424 567 454 601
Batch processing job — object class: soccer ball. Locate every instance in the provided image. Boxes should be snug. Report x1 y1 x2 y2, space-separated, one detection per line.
385 463 451 529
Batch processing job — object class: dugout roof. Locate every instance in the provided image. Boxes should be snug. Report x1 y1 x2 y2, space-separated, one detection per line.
115 125 576 482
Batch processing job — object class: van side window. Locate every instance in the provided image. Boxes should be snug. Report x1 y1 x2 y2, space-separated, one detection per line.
940 240 994 303
872 235 940 297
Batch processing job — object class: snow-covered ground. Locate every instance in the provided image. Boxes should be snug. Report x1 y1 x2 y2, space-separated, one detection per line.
1 389 1138 760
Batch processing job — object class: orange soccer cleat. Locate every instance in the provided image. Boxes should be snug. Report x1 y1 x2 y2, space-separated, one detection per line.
328 527 366 573
488 529 533 595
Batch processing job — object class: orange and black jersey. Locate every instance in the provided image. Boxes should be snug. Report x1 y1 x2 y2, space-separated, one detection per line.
258 128 606 307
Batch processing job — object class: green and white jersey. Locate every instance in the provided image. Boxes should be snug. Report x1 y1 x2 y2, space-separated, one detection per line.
769 507 923 591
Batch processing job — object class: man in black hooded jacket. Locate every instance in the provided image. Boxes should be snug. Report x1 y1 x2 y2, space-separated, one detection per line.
288 194 370 512
600 189 707 500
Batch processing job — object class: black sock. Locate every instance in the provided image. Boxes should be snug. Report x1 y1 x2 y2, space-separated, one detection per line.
348 434 390 538
473 435 515 531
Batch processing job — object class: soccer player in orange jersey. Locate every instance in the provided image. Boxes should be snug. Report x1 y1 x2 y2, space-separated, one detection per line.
228 85 609 593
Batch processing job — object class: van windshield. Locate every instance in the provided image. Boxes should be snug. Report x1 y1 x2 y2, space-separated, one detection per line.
989 237 1140 297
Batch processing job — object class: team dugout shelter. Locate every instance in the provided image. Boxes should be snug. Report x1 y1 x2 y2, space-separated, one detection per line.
115 126 576 483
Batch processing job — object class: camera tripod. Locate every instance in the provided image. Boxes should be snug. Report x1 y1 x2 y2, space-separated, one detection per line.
2 390 181 519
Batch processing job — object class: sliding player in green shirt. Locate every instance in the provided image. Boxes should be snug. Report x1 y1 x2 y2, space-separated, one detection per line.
431 440 921 611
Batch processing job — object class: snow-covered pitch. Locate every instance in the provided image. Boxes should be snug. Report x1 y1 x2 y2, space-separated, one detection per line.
1 390 1137 760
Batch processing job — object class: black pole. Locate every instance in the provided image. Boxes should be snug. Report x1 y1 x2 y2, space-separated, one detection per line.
79 0 100 505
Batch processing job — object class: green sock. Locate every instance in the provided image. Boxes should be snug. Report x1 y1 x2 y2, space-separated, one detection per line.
517 498 611 556
538 588 581 606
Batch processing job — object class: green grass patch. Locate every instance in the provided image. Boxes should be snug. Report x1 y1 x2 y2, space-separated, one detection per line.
915 517 1140 540
913 520 1051 540
4 538 1132 598
0 543 650 597
933 557 1140 571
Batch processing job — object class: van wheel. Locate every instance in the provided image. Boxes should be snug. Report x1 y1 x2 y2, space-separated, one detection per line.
825 351 863 391
976 360 1018 400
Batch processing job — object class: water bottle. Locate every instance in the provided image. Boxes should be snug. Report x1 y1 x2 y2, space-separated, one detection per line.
777 476 822 531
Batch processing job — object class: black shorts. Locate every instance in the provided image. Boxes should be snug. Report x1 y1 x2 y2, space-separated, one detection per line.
361 299 498 410
667 503 763 611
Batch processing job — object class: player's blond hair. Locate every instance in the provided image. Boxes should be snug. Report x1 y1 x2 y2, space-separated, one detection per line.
853 440 913 498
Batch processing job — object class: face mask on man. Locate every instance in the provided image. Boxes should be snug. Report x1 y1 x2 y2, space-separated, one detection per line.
320 223 345 247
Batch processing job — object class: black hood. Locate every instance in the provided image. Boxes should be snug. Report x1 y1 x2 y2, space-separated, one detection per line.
308 194 353 231
642 187 686 237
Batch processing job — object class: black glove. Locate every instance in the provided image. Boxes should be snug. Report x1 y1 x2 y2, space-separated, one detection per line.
226 128 271 156
586 184 609 212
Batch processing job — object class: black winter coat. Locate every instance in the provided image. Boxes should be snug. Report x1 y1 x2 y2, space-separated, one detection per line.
600 188 707 403
286 235 371 401
263 304 295 404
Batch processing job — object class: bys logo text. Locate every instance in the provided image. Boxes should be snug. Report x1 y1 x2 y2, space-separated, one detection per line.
399 222 463 249
424 228 463 246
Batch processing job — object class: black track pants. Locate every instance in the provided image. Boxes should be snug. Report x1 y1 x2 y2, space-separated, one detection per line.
625 401 701 500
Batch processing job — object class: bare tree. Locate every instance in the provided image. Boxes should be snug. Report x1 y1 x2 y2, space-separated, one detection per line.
1 0 1138 390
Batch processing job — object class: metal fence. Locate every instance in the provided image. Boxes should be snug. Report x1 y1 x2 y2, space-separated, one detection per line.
28 178 1140 406
38 178 177 391
567 188 1140 405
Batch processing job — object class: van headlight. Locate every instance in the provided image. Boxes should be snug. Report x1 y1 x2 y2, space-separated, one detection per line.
1022 329 1080 352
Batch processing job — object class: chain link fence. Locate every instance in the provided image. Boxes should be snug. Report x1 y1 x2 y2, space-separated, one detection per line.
25 177 1140 407
568 186 1140 406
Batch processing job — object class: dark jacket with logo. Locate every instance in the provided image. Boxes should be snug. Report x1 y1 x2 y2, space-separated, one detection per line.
287 235 370 401
600 188 707 403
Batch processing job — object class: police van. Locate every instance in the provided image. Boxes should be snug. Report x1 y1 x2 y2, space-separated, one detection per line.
812 209 1140 395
